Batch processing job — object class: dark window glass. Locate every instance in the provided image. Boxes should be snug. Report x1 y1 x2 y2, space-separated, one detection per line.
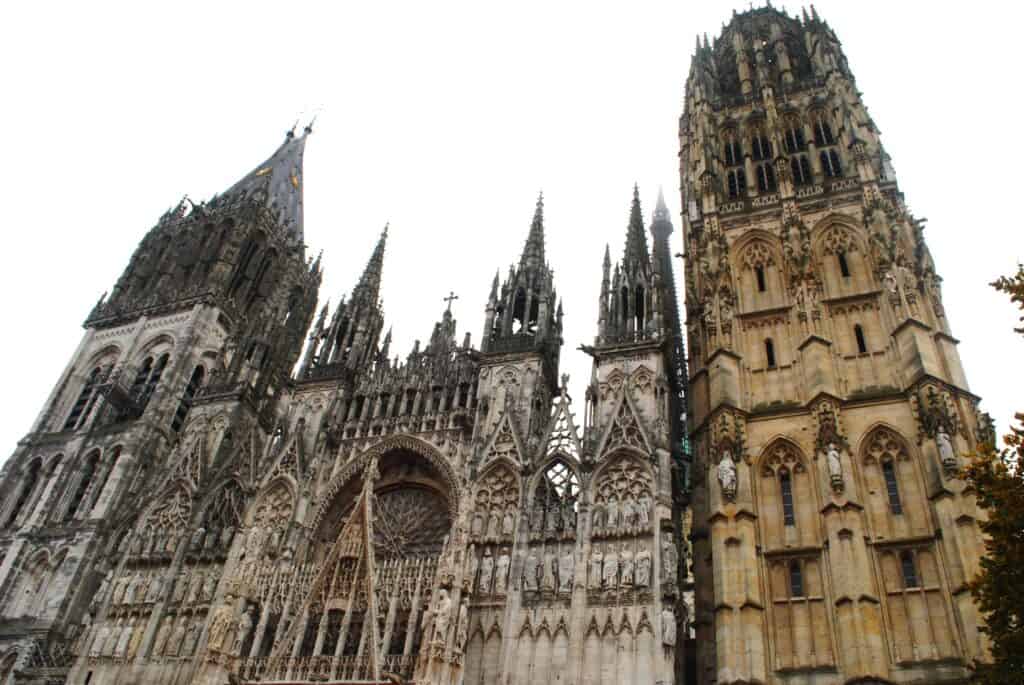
854 325 867 354
756 265 767 292
171 366 206 432
838 251 851 278
765 338 777 369
900 550 919 588
789 560 804 596
883 461 903 514
780 471 795 525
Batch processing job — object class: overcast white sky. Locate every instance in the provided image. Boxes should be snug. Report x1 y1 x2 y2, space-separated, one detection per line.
0 1 1021 466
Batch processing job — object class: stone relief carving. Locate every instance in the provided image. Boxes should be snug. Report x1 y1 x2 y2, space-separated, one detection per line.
591 458 653 538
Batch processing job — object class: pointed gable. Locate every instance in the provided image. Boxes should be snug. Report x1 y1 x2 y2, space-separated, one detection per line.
596 387 654 459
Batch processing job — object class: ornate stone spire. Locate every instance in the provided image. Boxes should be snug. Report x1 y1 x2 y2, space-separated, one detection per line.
622 184 651 274
520 192 546 270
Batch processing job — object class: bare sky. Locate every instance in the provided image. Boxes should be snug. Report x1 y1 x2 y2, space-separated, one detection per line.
0 1 1020 466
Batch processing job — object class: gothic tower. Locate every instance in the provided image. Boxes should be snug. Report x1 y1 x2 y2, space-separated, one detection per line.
680 7 988 685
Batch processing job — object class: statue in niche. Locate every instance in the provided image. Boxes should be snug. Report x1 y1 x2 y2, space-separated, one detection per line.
661 607 676 647
125 573 142 605
102 620 122 656
603 546 619 589
606 496 620 532
936 428 957 470
470 510 484 538
204 527 219 551
89 622 109 657
558 548 574 593
541 546 557 591
131 532 145 556
432 589 452 649
184 618 201 655
172 572 188 603
220 525 236 549
662 539 678 584
268 528 282 554
561 496 576 531
545 505 559 535
591 504 606 535
114 618 133 657
486 507 501 540
168 617 187 657
464 544 479 593
637 490 652 528
717 451 737 501
620 544 635 587
208 600 235 652
826 442 844 490
111 576 127 605
501 506 515 537
153 616 173 656
636 545 651 587
148 527 163 555
127 620 145 659
190 527 206 552
187 572 204 604
91 570 112 612
234 606 255 654
588 548 603 590
623 497 637 530
145 572 164 603
523 548 540 592
478 548 493 594
495 548 510 594
202 572 218 601
454 597 469 654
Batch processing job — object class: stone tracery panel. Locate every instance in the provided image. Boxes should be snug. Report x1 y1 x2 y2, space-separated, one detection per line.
591 456 653 539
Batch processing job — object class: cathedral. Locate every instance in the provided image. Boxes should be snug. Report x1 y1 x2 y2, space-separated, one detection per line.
0 5 991 685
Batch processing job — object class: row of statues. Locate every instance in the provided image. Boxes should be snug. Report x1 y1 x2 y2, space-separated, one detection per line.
591 490 652 537
469 505 516 542
529 498 578 539
522 545 574 593
464 544 511 595
101 566 221 610
587 543 652 591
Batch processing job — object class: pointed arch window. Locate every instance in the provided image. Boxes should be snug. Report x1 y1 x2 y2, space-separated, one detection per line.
765 338 777 369
137 353 170 411
171 366 205 432
755 265 767 292
64 366 104 430
900 550 919 588
723 135 743 166
882 460 903 514
821 149 842 178
788 560 804 597
813 118 835 146
854 324 868 354
620 286 630 326
64 450 101 523
783 120 806 154
751 134 772 161
727 169 747 198
512 288 529 334
837 251 851 278
756 163 776 193
780 470 795 526
532 460 580 536
790 155 812 186
634 286 646 332
5 459 41 528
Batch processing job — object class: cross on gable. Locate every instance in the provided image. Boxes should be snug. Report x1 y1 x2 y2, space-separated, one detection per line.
443 291 459 312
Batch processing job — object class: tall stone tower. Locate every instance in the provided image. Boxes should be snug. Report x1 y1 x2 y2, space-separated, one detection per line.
680 6 989 685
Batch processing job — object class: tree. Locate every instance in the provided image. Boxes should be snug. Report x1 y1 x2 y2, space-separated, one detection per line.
964 264 1024 684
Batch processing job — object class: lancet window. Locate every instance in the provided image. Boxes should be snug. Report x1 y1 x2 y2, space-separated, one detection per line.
4 459 41 528
528 460 579 540
171 365 205 432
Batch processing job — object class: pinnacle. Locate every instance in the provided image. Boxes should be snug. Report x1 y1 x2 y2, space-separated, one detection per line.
623 185 650 270
519 192 546 269
353 226 388 304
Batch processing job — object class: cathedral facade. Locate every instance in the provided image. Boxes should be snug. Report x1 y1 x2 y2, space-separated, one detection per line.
681 6 990 685
0 127 688 683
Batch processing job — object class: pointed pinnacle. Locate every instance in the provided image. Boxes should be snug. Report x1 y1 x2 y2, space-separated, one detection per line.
603 243 611 266
520 192 546 269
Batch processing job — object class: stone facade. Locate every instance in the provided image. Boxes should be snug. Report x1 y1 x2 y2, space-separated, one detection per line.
680 6 990 685
0 121 689 682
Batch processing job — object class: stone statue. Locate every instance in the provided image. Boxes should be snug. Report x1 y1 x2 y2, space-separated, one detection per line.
545 505 559 534
495 549 510 594
661 607 676 647
204 527 219 551
183 618 201 656
104 620 123 656
91 570 112 611
464 544 479 593
558 548 574 593
530 506 544 533
478 548 494 594
826 442 843 480
163 530 178 555
636 545 651 587
602 547 619 589
168 617 187 657
114 618 133 657
220 525 236 548
591 503 606 534
521 548 538 591
620 544 635 587
541 547 557 591
233 606 254 655
187 572 203 603
663 538 679 584
936 429 957 469
145 572 164 603
89 623 109 657
201 573 217 601
588 548 603 590
606 497 620 532
501 506 516 537
127 620 145 659
622 497 637 530
153 616 173 656
486 507 501 540
433 589 452 646
125 573 142 605
172 572 188 603
637 492 652 528
208 602 235 652
717 452 737 500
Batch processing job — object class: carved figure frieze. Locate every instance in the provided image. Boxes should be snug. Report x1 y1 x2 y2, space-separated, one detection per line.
592 458 653 538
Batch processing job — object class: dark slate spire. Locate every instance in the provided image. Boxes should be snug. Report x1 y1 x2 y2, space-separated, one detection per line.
623 184 651 273
352 224 388 307
225 125 310 240
520 193 546 269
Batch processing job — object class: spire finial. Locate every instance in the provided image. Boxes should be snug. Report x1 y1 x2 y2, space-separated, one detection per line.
304 115 317 135
287 120 298 139
520 192 546 269
443 290 459 313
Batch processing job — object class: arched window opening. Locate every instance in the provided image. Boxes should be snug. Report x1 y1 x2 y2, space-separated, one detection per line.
171 366 205 432
727 169 747 198
900 550 919 588
139 353 170 410
882 461 903 514
765 338 777 369
129 357 154 398
634 286 646 332
511 288 528 334
751 134 772 161
780 470 795 526
621 287 630 326
821 149 842 178
813 118 835 146
854 324 868 354
229 237 264 298
5 459 41 527
790 155 812 186
64 450 100 523
756 163 776 193
837 251 851 278
64 366 103 430
755 265 767 292
533 460 581 535
723 134 743 166
783 121 806 154
789 560 804 597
